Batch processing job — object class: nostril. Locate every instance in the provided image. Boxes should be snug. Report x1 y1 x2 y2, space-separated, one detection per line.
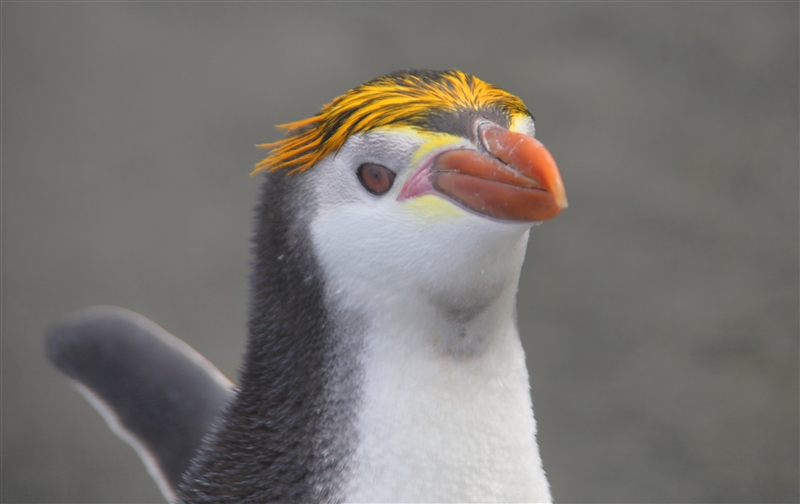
473 119 502 154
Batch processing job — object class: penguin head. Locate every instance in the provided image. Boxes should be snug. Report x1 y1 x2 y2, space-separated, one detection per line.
255 70 567 329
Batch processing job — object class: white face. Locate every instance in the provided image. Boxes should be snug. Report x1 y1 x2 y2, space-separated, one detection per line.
303 119 551 502
307 122 536 321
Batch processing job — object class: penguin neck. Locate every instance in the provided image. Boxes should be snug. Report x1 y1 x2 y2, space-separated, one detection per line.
336 251 552 503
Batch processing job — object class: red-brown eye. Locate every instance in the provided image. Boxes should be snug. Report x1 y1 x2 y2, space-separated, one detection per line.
357 163 396 195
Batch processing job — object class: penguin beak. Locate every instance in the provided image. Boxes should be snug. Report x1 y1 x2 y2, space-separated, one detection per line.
427 123 567 222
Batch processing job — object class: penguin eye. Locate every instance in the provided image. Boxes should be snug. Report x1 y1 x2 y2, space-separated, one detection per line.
357 163 396 196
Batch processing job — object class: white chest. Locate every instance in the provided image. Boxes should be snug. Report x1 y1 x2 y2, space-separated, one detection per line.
342 317 551 503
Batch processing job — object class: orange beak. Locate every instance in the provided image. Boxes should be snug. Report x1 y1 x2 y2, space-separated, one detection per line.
428 123 567 222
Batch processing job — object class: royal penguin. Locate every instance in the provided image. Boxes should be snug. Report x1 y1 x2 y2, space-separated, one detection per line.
46 69 568 503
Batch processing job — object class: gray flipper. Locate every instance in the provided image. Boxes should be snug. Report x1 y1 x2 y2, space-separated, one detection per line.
45 306 235 502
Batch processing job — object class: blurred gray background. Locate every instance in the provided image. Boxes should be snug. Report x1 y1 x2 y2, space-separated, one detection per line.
2 3 797 503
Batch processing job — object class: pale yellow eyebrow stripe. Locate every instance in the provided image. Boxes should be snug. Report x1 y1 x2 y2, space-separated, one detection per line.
410 131 469 166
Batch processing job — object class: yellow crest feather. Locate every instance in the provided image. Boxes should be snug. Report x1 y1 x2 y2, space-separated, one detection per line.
254 70 530 175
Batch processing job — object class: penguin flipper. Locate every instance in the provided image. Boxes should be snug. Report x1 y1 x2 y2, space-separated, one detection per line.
45 306 235 502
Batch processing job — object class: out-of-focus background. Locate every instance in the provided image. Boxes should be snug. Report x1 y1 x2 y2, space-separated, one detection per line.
3 3 797 503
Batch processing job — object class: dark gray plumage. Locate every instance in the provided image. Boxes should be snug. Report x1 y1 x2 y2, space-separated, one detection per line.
176 171 363 504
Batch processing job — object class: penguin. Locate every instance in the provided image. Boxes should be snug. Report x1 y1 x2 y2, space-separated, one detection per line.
46 69 567 503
